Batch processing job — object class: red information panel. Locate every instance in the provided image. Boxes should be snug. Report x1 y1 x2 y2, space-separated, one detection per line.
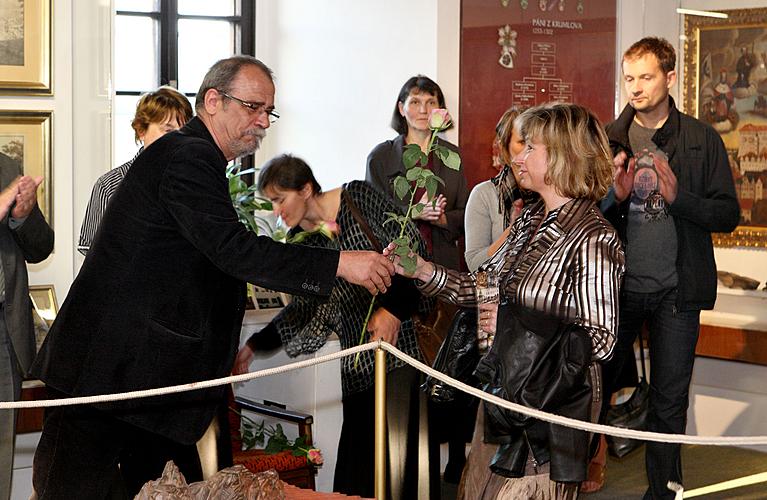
460 0 616 188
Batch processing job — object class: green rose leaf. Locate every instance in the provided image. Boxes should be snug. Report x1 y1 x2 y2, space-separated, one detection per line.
394 243 412 257
425 176 441 201
443 149 462 170
400 253 417 275
394 176 410 200
403 144 422 169
412 203 424 218
433 144 449 163
420 151 429 167
406 167 423 181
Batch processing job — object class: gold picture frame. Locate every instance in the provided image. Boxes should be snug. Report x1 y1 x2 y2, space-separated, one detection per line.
683 7 767 248
29 284 57 353
0 110 52 225
0 0 52 95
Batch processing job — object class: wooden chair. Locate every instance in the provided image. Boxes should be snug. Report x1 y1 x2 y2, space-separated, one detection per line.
229 395 317 490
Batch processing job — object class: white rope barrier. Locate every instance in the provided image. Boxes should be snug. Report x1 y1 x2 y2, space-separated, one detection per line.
3 340 767 447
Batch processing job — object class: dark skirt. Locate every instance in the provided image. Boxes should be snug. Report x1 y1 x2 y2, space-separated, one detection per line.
333 364 439 500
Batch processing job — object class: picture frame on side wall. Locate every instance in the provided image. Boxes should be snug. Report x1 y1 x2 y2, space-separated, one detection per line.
0 0 52 95
0 110 52 225
29 284 57 352
684 7 767 248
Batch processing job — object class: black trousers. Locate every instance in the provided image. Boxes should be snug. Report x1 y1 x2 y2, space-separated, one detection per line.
32 389 202 499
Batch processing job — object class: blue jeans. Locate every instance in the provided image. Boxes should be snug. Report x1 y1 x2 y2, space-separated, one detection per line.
602 288 700 500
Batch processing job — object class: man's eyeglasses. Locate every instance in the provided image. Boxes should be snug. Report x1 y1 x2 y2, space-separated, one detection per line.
217 90 280 123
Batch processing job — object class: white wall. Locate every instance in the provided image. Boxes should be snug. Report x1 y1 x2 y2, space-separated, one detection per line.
253 0 441 190
0 0 74 299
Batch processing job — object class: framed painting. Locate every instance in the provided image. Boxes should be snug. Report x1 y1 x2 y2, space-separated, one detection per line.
29 284 57 352
0 110 52 225
0 0 52 94
684 7 767 248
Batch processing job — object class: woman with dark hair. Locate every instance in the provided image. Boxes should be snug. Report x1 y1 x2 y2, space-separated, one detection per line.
366 75 471 483
387 103 624 499
233 154 438 499
366 75 469 272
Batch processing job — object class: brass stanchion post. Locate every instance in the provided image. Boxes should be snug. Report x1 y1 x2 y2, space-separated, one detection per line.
374 346 387 499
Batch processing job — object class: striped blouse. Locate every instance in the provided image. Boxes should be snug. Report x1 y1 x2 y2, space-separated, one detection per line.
418 197 624 361
77 150 142 255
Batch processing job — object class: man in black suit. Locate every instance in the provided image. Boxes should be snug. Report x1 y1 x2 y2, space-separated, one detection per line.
30 56 394 499
0 160 54 500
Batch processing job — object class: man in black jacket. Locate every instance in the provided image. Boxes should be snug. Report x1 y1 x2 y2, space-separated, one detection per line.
600 37 739 499
30 56 394 499
0 162 54 500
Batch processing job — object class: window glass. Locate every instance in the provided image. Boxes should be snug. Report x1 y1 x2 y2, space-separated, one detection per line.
177 20 234 94
115 0 159 13
114 95 142 166
115 16 159 91
178 0 235 16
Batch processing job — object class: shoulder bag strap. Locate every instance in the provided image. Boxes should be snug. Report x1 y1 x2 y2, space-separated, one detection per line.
341 189 383 252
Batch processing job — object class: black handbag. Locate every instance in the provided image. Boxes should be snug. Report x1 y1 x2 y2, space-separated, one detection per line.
605 334 650 458
421 307 480 403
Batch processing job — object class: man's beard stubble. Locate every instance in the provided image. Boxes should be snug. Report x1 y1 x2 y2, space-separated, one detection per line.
229 127 266 158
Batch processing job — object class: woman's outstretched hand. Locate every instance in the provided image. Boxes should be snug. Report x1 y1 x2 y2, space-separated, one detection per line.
232 343 255 375
383 242 435 281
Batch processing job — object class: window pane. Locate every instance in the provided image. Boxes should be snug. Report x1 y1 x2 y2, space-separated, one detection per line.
114 95 142 166
115 16 159 91
178 20 234 94
115 0 159 13
178 0 235 16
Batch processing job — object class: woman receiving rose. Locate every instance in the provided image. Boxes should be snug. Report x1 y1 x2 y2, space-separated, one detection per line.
233 154 437 499
386 103 625 499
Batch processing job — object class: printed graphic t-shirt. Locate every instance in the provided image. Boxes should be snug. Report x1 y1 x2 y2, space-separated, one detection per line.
625 120 678 292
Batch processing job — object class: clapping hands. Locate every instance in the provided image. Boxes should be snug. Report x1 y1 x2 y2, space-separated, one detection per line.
1 175 43 220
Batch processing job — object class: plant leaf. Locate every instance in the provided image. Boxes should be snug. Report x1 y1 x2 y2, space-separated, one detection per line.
425 177 440 201
401 253 417 275
420 151 429 167
394 176 411 200
405 167 423 181
403 144 422 169
411 203 424 218
443 149 462 170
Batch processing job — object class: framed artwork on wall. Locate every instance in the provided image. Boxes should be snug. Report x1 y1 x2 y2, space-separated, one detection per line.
0 0 52 95
459 0 616 189
29 284 57 353
684 7 767 248
0 110 52 225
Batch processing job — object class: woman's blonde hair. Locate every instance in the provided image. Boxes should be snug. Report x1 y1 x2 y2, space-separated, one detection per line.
515 103 612 201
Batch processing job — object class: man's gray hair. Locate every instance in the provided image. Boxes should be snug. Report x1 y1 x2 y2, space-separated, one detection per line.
195 56 274 113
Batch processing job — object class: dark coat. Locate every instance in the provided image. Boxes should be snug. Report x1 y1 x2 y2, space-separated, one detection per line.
602 97 740 311
474 303 593 482
1 155 55 374
366 135 469 270
30 118 339 444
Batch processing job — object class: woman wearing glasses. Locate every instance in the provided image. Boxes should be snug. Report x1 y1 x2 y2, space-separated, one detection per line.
387 103 624 500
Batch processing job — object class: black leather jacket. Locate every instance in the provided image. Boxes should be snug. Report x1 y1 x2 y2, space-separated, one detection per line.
474 303 593 482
